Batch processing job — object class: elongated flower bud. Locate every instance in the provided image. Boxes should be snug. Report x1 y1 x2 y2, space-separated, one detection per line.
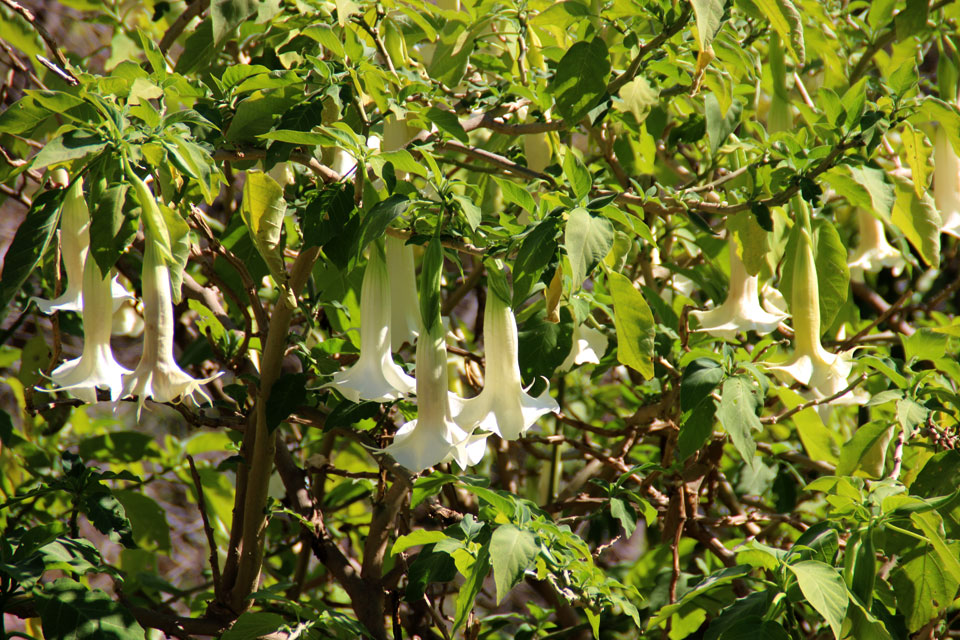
386 235 420 350
455 292 558 440
690 234 786 340
933 128 960 237
48 255 131 403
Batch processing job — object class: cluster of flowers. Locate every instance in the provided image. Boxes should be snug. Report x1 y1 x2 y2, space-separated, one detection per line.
327 236 561 472
37 170 219 414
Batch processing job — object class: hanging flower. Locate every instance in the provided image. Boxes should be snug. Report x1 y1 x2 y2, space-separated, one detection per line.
384 322 487 472
121 234 222 415
112 298 144 338
325 242 415 402
690 235 786 340
386 235 420 350
847 210 905 281
559 322 608 372
454 292 558 440
47 255 131 404
765 227 862 405
933 128 960 237
31 175 132 314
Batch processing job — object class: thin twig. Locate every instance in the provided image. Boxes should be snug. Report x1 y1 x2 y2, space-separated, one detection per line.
187 454 223 601
761 374 868 425
160 0 210 53
0 0 78 85
840 288 912 350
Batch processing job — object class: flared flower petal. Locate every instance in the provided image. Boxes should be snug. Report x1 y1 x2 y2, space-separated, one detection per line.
121 228 222 416
934 127 960 237
454 293 558 440
848 210 905 280
559 323 608 371
384 323 487 472
48 255 130 403
386 235 421 350
325 242 416 402
691 235 786 340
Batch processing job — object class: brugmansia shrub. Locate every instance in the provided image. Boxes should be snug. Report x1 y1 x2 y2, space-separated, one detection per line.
1 1 960 639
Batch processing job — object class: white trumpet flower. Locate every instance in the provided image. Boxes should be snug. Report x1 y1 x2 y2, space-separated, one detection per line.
121 237 222 414
765 227 862 405
934 128 960 237
690 235 786 340
847 210 905 281
49 256 131 403
31 176 131 314
386 235 420 350
326 243 415 402
454 293 558 440
385 322 487 472
559 323 608 371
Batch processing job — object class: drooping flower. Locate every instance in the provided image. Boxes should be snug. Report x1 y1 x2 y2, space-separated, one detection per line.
384 321 487 472
933 128 960 237
690 235 786 340
31 175 132 314
112 298 144 338
326 242 415 402
48 255 131 403
559 322 608 372
121 234 222 415
765 226 862 405
847 210 905 281
386 235 420 350
454 292 558 440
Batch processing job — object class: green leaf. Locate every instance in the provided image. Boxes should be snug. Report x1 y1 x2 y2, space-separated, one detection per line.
453 544 491 634
490 524 538 604
617 76 659 123
512 216 561 307
896 398 928 436
210 0 278 46
220 612 285 640
705 94 743 156
0 96 51 135
690 0 726 51
419 238 444 333
516 309 574 387
37 538 103 577
265 372 308 431
836 422 895 478
607 270 655 379
32 130 107 169
891 544 960 632
726 209 768 276
717 376 761 469
894 0 928 40
549 38 610 124
824 165 895 218
890 175 941 267
562 151 592 202
35 577 146 640
902 327 951 362
424 106 468 144
0 188 64 322
754 0 805 63
89 181 136 276
77 431 156 463
359 194 410 254
240 171 287 283
811 219 849 331
609 497 637 537
113 490 171 551
565 207 613 290
785 560 848 639
901 124 931 198
910 511 960 585
392 530 452 555
493 176 537 213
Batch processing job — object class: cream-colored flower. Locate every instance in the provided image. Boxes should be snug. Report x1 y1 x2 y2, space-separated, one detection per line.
454 293 558 440
121 237 222 415
48 256 131 403
386 235 420 350
766 227 862 405
559 323 608 371
31 176 131 314
848 210 905 280
385 322 487 472
690 235 786 340
326 242 415 402
934 128 960 237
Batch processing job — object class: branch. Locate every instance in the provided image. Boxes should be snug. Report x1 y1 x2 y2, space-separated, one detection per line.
840 288 912 350
187 454 223 602
160 0 210 53
436 140 557 186
761 374 868 426
0 0 78 85
606 5 693 96
213 148 341 183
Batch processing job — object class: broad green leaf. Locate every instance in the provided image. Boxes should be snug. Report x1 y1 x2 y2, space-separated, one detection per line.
516 309 574 387
493 176 537 213
717 376 761 469
453 544 490 634
490 524 538 604
785 560 847 639
240 171 287 284
754 0 805 63
221 612 285 640
359 195 410 254
836 422 895 478
512 217 560 307
911 511 960 584
31 130 107 169
891 544 960 632
419 238 444 333
89 181 136 276
113 491 170 551
0 188 64 322
690 0 725 51
824 165 895 218
424 106 468 144
896 398 928 436
565 207 613 289
705 94 743 155
770 387 838 464
617 75 658 123
392 530 452 555
902 327 951 362
265 372 308 430
562 151 591 202
811 219 849 331
0 96 51 135
890 176 941 267
211 0 279 46
549 38 610 124
607 271 655 379
901 124 931 198
35 578 146 640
